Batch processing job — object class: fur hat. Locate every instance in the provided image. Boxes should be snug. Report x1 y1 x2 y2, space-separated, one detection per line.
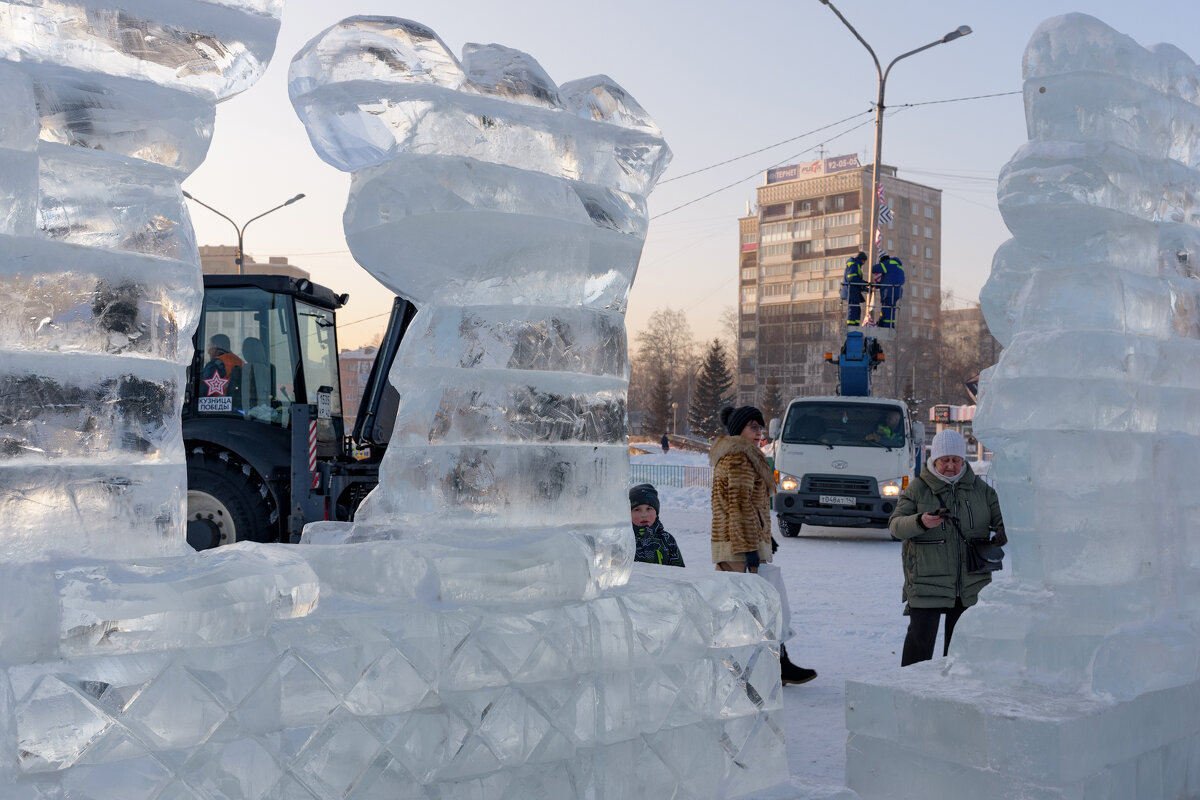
930 429 967 462
629 483 660 514
720 405 765 437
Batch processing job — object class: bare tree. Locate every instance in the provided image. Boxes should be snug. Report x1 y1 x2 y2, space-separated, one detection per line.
633 307 697 431
635 308 696 383
718 305 738 363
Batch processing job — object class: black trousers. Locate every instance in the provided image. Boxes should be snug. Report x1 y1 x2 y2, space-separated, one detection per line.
901 599 967 666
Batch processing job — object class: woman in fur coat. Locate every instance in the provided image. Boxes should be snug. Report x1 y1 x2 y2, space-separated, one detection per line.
710 405 817 684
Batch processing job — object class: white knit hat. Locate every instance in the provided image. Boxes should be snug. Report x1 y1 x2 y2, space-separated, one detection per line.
930 429 967 462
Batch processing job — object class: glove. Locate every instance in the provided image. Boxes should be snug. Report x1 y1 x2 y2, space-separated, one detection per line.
744 550 761 571
771 537 779 554
991 523 1007 547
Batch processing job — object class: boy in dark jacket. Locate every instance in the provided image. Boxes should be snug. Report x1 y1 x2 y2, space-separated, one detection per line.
629 483 685 567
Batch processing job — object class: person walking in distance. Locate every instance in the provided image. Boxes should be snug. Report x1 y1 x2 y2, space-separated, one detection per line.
711 405 816 684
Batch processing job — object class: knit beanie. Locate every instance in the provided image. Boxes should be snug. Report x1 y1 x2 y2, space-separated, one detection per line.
720 405 765 436
929 429 967 463
629 483 660 514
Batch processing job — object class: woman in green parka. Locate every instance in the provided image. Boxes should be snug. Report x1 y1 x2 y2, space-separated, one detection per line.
889 429 1006 666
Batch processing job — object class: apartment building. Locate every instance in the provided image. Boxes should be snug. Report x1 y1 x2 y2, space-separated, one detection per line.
736 155 943 409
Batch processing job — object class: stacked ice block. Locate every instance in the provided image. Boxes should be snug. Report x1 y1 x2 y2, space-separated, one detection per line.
0 7 787 798
846 14 1200 799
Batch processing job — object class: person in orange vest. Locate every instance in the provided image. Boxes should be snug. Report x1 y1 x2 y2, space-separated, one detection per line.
201 333 243 396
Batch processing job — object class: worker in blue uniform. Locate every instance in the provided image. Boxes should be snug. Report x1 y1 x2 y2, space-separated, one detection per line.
842 251 870 325
872 252 905 328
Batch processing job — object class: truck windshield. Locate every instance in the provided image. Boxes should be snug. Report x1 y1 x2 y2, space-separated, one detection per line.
195 287 294 426
296 299 344 444
781 402 905 449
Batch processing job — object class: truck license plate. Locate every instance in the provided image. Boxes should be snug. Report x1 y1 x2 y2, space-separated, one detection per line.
820 495 856 506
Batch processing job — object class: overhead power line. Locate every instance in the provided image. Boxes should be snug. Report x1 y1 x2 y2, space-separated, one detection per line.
658 110 873 185
893 90 1022 109
651 116 877 220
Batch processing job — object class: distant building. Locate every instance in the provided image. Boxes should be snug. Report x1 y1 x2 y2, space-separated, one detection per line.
199 246 310 279
940 305 1001 369
939 305 1001 405
338 346 379 428
736 156 943 409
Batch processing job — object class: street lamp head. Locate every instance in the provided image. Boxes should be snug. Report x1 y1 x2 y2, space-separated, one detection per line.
182 190 194 200
942 25 972 43
284 193 306 205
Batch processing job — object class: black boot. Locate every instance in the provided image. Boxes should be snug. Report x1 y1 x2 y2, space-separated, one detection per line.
780 643 817 685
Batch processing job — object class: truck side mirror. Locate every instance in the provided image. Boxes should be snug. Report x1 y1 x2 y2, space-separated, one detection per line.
768 418 781 440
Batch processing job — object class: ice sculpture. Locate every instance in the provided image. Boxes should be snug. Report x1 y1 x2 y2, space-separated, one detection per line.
845 14 1200 799
0 8 787 798
289 17 667 594
0 0 284 560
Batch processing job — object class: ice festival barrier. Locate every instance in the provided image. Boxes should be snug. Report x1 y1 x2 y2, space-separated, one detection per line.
845 14 1200 799
0 5 787 798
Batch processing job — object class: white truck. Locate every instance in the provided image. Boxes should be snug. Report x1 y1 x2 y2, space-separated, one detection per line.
767 395 921 537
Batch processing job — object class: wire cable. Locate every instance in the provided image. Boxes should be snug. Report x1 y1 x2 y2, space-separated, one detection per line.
651 117 876 220
658 109 873 185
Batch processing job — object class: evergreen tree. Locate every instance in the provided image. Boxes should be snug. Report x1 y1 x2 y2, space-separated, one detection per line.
648 367 673 436
761 370 785 427
688 339 734 438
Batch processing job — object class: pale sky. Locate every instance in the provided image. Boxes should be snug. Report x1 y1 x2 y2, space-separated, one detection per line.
183 1 1200 350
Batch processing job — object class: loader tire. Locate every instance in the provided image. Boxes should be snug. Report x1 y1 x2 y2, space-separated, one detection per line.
186 449 277 546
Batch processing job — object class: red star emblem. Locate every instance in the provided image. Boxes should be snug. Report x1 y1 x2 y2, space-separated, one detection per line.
203 373 230 396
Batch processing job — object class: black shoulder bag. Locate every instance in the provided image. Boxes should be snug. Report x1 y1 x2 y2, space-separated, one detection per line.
946 512 1004 574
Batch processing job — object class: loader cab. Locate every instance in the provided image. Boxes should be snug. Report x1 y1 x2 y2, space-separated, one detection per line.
184 275 346 452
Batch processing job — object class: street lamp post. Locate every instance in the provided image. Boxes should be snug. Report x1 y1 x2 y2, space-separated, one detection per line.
670 402 678 436
817 1 971 266
182 191 306 275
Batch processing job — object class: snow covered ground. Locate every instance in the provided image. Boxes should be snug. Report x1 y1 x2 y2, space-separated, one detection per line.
631 444 907 796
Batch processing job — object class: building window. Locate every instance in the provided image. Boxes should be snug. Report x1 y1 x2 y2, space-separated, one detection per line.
911 243 918 256
924 267 933 279
911 200 920 214
741 233 757 244
887 239 894 251
924 226 933 238
911 305 919 317
742 267 757 280
912 223 919 236
925 246 933 259
742 287 757 302
923 287 933 299
924 206 934 218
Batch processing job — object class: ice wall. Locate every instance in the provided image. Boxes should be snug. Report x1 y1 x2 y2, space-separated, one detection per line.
0 9 787 798
846 14 1200 799
0 0 283 560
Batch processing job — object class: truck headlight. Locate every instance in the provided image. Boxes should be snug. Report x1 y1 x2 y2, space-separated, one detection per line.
880 479 903 497
777 472 800 492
